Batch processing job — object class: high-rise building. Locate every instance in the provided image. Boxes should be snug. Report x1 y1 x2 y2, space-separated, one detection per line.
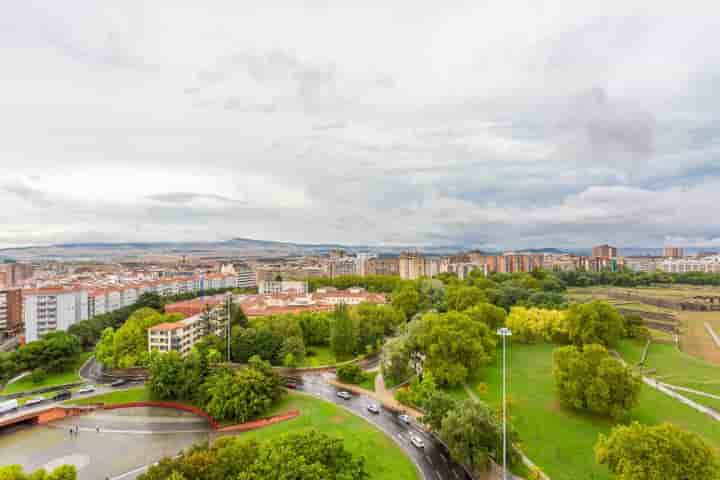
23 287 89 342
0 263 33 288
0 289 23 337
355 253 377 277
592 245 617 258
663 247 684 258
366 257 399 276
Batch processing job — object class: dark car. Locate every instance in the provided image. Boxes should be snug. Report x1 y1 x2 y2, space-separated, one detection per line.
52 390 72 401
286 381 298 389
110 379 127 387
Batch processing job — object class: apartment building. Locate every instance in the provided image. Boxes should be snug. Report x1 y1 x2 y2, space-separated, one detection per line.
624 257 660 273
366 257 399 276
663 247 685 258
326 257 357 278
235 267 257 289
659 255 720 273
259 280 308 295
592 245 618 258
0 263 33 289
148 304 228 357
240 287 386 318
0 289 23 336
23 287 88 342
446 262 487 280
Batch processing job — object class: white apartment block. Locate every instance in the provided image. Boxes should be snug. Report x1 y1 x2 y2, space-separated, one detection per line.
624 257 659 273
259 280 308 295
23 288 88 342
0 292 7 332
88 291 107 317
236 268 257 289
121 287 138 307
659 256 720 274
148 307 227 357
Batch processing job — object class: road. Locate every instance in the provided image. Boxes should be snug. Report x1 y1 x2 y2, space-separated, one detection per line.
298 373 470 480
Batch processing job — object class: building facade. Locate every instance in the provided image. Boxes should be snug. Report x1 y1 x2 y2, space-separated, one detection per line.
23 288 88 342
258 280 308 295
0 289 23 336
659 256 720 273
148 303 228 356
592 245 618 258
663 247 685 258
0 263 33 289
366 257 399 276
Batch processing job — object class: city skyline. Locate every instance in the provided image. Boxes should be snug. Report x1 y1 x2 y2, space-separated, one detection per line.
2 2 720 249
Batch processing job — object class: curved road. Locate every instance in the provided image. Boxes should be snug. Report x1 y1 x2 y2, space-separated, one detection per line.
298 373 469 480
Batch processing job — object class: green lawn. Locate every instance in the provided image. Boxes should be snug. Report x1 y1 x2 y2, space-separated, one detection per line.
301 346 338 367
471 342 720 480
236 392 419 480
1 352 93 395
65 386 152 406
357 371 378 392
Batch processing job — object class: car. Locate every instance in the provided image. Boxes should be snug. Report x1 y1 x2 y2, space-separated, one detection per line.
0 399 19 415
78 385 96 394
409 433 425 449
52 390 72 401
336 390 352 400
398 414 411 424
24 397 45 407
367 403 380 414
286 382 298 389
110 379 127 387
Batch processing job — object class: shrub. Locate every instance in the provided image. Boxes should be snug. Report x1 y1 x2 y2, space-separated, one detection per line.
337 363 365 384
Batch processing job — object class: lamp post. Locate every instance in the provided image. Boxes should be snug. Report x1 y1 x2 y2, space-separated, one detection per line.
225 292 233 362
496 327 512 480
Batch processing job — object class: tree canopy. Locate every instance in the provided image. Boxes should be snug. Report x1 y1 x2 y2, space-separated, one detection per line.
566 301 625 347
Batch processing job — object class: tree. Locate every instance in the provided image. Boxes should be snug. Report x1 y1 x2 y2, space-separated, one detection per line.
566 301 625 347
353 303 404 353
553 344 641 419
110 307 183 367
416 311 496 386
279 336 306 366
381 337 412 386
505 307 568 343
94 327 116 366
422 391 458 431
596 422 720 480
463 303 507 330
440 400 518 474
446 286 487 311
202 356 283 423
330 304 356 360
0 464 77 480
29 367 47 385
396 372 438 409
391 285 421 320
337 363 366 384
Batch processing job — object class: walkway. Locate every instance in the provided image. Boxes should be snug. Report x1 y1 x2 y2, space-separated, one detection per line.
705 322 720 349
611 350 720 423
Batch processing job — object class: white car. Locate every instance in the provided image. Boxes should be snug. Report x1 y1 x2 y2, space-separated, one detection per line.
78 385 96 394
24 397 45 407
367 403 380 414
398 414 411 424
336 391 352 400
410 433 425 449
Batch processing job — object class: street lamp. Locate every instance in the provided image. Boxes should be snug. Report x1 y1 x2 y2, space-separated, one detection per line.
496 327 512 480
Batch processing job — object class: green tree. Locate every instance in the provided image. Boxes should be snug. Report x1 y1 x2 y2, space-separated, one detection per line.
422 391 458 431
381 337 412 386
330 304 356 360
279 336 306 366
29 367 47 385
440 400 518 474
446 285 487 311
463 302 507 330
391 285 421 320
596 422 720 480
566 301 625 347
416 311 496 386
0 464 77 480
337 363 366 384
94 327 116 366
553 344 641 419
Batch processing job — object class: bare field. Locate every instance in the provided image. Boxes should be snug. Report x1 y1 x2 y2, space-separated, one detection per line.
678 311 720 365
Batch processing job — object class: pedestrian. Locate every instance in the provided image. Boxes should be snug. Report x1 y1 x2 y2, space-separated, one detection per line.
69 428 73 437
96 425 100 433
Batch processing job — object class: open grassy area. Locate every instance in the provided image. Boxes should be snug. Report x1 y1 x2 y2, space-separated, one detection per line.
471 342 720 480
678 311 720 364
65 386 153 406
236 392 419 480
301 346 338 367
1 352 93 395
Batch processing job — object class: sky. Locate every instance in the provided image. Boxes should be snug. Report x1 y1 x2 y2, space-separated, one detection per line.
1 1 720 250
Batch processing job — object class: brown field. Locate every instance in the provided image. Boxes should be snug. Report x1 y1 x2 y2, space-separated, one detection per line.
678 311 720 364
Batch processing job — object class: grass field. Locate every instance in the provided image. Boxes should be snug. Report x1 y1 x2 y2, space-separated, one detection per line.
1 352 93 395
65 386 152 406
301 346 338 367
471 342 720 480
235 392 419 480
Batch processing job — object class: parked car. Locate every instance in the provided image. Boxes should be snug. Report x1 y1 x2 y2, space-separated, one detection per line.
52 390 72 401
398 414 411 424
0 399 19 415
367 403 380 414
409 433 425 449
24 397 46 407
78 385 96 394
110 379 127 387
336 391 352 400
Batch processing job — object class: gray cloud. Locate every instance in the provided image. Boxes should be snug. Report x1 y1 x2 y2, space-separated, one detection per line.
1 2 720 249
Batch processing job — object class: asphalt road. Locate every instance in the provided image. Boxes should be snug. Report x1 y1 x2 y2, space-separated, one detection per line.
297 373 471 480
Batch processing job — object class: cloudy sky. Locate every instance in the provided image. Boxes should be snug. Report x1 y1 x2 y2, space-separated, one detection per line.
2 1 720 249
